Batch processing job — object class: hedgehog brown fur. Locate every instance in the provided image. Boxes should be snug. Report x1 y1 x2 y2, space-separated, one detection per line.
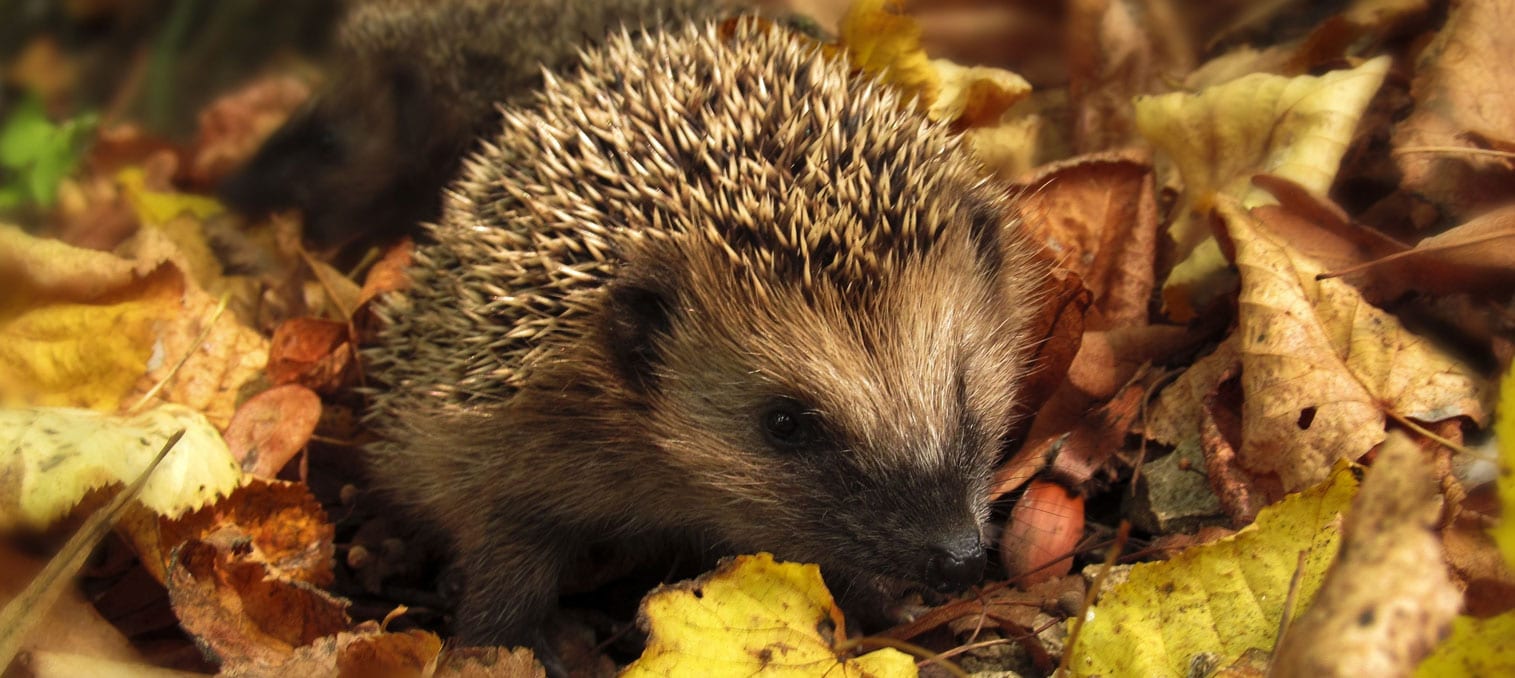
365 17 1048 650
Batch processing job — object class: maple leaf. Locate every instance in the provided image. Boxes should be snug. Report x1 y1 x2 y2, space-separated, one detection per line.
1220 199 1486 491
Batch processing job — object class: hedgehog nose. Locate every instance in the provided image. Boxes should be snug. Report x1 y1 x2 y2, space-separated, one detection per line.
926 531 985 593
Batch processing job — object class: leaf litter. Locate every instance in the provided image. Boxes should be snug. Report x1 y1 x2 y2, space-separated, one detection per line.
1 0 1513 676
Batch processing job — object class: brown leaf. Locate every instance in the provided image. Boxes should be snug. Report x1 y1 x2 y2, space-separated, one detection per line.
999 324 1193 500
1322 205 1515 299
356 239 414 314
1271 433 1460 675
1443 514 1515 618
221 626 544 678
126 478 335 587
1016 152 1159 327
1219 199 1487 492
1066 0 1193 153
166 540 348 671
267 318 355 393
1392 0 1515 221
224 385 322 479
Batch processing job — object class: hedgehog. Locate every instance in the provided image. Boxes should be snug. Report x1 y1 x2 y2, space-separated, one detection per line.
363 16 1048 651
219 0 711 247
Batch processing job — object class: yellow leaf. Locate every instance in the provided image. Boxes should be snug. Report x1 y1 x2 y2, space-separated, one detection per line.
928 59 1031 128
1067 462 1359 677
0 226 266 427
1135 57 1389 320
1220 199 1485 491
0 405 243 530
0 263 180 412
1496 362 1515 568
838 0 1028 129
1272 433 1459 675
116 167 222 227
623 553 916 678
1416 612 1515 677
116 168 227 291
839 0 937 110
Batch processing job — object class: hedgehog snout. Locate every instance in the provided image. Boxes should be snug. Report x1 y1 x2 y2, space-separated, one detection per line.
923 526 987 593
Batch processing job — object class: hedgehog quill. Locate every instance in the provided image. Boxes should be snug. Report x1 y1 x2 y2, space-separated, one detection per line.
358 10 1049 652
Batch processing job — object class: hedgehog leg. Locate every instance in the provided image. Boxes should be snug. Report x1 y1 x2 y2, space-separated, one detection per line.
452 522 574 666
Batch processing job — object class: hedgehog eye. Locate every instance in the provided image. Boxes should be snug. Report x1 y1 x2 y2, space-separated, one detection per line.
760 398 820 450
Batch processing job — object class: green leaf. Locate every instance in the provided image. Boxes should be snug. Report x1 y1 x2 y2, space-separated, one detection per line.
0 94 98 208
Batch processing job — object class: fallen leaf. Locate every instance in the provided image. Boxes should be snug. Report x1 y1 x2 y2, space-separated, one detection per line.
124 478 334 587
266 318 355 393
0 225 267 427
1220 199 1486 491
929 59 1031 129
1066 462 1359 677
838 0 937 113
1272 432 1460 676
1135 56 1390 320
1322 205 1515 299
0 427 182 668
838 0 1029 129
623 553 916 677
188 76 311 190
1415 611 1515 677
219 626 543 678
1066 0 1193 153
166 539 348 672
1392 0 1515 220
223 385 321 479
0 405 241 531
1015 152 1158 327
0 259 179 412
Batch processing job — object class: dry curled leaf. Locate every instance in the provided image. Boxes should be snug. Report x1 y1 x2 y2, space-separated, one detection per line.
1392 0 1515 219
166 539 348 672
124 478 334 587
1137 56 1390 320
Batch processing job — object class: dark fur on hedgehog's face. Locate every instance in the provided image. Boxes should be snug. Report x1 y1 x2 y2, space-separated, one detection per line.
600 201 1038 593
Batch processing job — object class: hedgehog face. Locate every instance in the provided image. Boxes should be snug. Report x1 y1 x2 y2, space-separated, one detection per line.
606 210 1037 592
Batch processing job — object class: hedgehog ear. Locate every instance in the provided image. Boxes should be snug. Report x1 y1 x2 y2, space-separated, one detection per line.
603 277 676 393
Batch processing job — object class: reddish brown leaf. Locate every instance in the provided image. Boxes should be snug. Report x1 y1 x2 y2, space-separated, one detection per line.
125 478 336 587
187 76 311 190
1016 152 1159 328
1392 0 1515 220
166 540 349 670
224 384 322 478
1322 205 1515 298
267 317 355 393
